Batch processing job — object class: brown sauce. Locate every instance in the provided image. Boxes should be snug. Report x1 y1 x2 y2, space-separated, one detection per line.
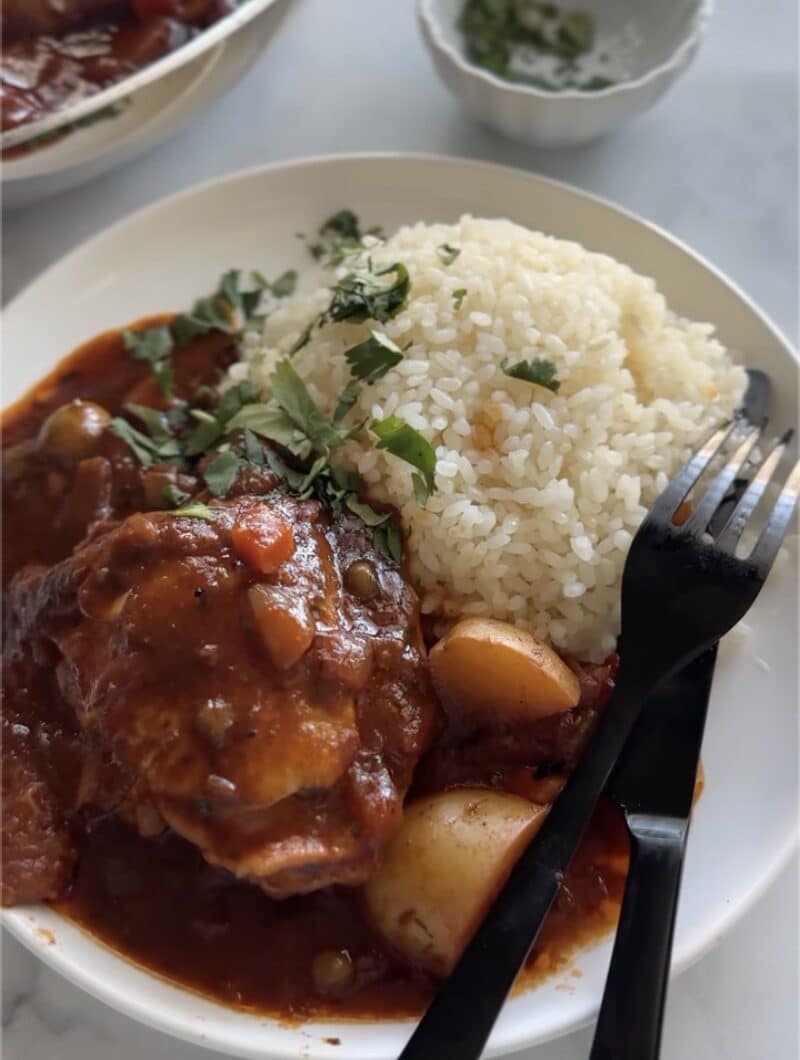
2 326 630 1020
1 0 241 138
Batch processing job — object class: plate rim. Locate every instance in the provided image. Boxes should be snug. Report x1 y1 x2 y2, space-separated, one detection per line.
2 151 798 1060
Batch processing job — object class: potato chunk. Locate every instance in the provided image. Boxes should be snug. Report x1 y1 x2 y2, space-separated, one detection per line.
363 789 546 976
429 617 580 726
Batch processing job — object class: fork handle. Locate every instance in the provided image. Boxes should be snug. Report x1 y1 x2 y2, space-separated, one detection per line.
589 815 688 1060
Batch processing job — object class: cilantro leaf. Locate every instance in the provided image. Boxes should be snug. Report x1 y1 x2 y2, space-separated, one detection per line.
372 416 437 500
437 243 461 266
290 320 314 355
411 471 432 506
171 502 216 521
162 483 190 507
320 209 361 240
270 359 348 449
327 262 410 325
122 326 174 397
501 356 560 392
453 288 467 310
251 268 298 299
225 401 309 456
184 409 224 456
216 269 262 319
333 380 362 425
371 520 403 563
172 296 233 344
124 403 175 447
330 464 363 493
345 495 392 527
109 417 161 467
203 450 240 497
270 270 298 298
344 329 404 382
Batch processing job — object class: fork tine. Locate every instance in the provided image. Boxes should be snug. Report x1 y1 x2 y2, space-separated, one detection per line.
749 458 800 571
716 431 794 551
684 424 763 535
647 422 737 524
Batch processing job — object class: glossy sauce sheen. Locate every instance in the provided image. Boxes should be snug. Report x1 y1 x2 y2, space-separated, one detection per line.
1 0 239 135
2 327 629 1019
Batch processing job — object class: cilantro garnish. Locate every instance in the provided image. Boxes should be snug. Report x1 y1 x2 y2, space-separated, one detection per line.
372 416 437 504
122 327 174 397
326 262 410 325
437 243 461 266
501 356 560 392
203 449 240 498
171 502 216 521
344 330 404 382
452 288 467 310
162 483 190 507
459 1 604 92
252 268 298 299
109 416 182 467
111 223 432 561
303 209 385 267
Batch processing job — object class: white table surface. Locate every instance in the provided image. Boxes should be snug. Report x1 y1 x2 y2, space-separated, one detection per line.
2 0 798 1057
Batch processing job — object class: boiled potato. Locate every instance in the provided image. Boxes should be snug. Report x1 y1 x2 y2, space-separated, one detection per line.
429 617 580 726
363 789 546 976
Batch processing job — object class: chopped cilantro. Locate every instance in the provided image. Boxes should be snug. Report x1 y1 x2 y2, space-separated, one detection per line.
437 243 461 266
170 502 216 521
452 288 468 310
251 268 298 299
303 209 385 267
327 262 410 325
203 450 240 497
372 416 437 503
344 329 404 382
290 320 314 355
501 356 560 392
320 209 361 240
270 270 298 298
162 482 191 507
270 359 350 450
122 326 174 397
225 401 308 456
459 0 606 92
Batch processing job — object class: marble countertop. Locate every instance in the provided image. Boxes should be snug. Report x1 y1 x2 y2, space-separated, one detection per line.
2 0 797 1057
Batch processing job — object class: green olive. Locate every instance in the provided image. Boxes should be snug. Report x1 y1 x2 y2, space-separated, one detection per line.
37 400 111 462
311 948 354 996
344 560 380 600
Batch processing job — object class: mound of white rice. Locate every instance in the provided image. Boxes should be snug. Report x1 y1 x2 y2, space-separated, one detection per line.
227 217 747 660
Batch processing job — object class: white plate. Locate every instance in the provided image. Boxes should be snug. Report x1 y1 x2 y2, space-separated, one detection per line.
2 154 798 1059
2 0 294 209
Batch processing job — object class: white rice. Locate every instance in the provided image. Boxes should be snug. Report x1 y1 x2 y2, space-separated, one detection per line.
226 217 747 660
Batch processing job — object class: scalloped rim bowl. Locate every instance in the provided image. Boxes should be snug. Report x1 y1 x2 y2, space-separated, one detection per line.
2 154 797 1060
418 0 715 147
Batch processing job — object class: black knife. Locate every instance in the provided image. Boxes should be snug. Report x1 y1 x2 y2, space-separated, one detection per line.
589 368 771 1060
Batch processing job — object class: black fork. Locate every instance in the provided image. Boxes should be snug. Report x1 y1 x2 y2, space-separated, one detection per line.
398 424 800 1060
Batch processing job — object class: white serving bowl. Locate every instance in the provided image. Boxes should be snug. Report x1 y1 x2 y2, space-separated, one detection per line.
1 0 294 209
418 0 714 148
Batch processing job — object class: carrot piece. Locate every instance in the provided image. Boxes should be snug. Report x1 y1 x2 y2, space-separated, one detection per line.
231 507 295 574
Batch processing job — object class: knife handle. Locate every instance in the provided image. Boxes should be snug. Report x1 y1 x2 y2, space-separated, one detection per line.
589 815 688 1060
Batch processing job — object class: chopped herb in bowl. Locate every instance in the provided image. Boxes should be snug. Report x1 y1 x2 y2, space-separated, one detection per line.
458 0 616 92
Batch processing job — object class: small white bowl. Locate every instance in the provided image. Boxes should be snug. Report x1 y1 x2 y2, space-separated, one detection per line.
418 0 714 148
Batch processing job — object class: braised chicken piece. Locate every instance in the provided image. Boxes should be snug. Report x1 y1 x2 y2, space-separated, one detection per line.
3 493 436 903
